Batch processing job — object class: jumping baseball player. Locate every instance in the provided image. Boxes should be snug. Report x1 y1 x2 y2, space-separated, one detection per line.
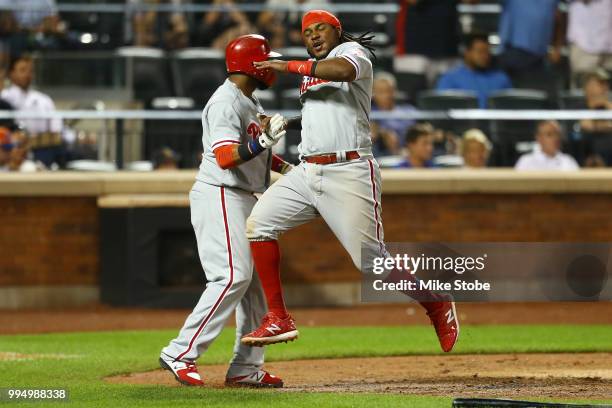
240 11 460 352
159 34 292 388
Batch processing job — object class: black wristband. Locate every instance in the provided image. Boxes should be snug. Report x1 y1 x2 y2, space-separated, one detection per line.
310 60 318 77
237 139 265 162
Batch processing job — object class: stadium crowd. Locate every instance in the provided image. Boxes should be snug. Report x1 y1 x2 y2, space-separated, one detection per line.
0 0 611 172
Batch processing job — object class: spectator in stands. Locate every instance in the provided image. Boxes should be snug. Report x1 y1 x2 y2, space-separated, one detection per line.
581 70 612 131
1 54 64 168
580 70 612 164
394 0 478 85
195 0 253 50
371 71 416 157
164 1 191 50
0 96 17 130
153 146 180 170
126 0 191 49
0 52 18 131
0 10 18 69
8 0 61 31
567 0 612 89
257 0 329 49
7 0 66 50
515 120 579 171
0 126 11 170
11 132 40 172
461 128 491 168
497 0 563 78
436 32 512 108
127 0 158 47
584 154 606 168
397 123 436 168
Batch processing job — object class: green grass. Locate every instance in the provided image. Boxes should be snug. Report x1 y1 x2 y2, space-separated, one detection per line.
1 325 611 407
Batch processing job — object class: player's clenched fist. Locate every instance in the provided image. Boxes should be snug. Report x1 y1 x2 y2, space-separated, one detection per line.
259 113 287 149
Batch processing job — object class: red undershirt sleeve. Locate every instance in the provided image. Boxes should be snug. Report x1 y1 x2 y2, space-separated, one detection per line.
214 144 243 170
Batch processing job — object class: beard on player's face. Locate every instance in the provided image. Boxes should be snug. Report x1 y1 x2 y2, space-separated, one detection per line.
303 23 341 60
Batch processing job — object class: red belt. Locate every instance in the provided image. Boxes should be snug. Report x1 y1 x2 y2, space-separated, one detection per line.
303 151 360 165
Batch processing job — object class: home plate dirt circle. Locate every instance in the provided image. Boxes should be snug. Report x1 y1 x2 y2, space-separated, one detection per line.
106 353 612 399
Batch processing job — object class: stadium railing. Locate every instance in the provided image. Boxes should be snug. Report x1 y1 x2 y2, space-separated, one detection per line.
0 109 610 169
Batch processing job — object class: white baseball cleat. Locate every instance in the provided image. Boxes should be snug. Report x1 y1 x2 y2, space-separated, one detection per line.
159 356 204 386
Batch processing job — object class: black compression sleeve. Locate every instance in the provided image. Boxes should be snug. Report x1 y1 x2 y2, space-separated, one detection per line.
285 116 302 131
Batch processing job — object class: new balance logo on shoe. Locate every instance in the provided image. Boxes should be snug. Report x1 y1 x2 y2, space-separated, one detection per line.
445 309 455 324
250 371 265 382
226 370 284 388
266 324 281 334
241 312 299 346
427 297 459 353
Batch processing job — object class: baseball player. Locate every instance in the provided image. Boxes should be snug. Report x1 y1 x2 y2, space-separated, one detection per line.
240 10 460 352
159 34 292 388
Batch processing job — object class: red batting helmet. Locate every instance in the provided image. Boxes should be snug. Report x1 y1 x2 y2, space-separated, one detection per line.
226 34 281 89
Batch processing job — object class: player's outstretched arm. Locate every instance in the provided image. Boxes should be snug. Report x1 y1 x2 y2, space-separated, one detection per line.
214 113 287 170
254 58 356 82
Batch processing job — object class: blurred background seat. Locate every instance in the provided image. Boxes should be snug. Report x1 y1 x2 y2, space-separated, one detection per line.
558 90 587 110
144 97 201 168
336 0 394 46
116 47 173 108
417 89 480 136
171 48 227 108
488 89 549 166
396 72 428 105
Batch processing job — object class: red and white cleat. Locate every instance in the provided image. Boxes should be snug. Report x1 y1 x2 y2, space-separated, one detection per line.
426 294 460 352
159 356 204 386
241 312 299 347
225 370 283 388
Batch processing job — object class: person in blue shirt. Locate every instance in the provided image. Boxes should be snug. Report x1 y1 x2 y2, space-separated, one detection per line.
396 123 436 168
371 71 417 157
497 0 562 76
436 32 512 108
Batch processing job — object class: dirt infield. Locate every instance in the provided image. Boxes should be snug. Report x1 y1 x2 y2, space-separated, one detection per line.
1 302 611 334
106 353 612 399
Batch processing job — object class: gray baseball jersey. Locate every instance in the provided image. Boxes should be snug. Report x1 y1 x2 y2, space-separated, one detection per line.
298 41 373 156
162 79 272 377
196 78 272 193
247 41 388 287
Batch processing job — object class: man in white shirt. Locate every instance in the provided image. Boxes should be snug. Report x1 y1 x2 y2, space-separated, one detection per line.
515 120 579 171
567 0 612 88
1 54 64 167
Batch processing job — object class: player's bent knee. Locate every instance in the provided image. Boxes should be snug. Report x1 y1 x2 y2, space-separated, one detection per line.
245 215 258 239
355 243 385 274
245 214 277 241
